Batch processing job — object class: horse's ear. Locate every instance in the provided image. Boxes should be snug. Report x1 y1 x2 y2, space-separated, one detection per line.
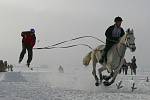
131 29 134 34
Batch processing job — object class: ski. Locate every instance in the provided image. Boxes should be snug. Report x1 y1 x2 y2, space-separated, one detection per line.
26 64 33 70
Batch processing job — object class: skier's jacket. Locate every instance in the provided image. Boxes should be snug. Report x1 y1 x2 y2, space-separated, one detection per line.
21 31 36 48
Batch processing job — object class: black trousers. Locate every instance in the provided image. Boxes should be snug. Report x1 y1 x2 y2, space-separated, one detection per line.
19 44 33 64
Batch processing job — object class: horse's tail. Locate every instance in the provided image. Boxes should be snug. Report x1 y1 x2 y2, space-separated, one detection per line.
83 51 92 66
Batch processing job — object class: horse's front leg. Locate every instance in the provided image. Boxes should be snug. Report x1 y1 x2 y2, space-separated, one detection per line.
102 72 114 81
103 67 120 86
100 64 113 82
98 66 106 83
103 71 117 86
92 61 99 86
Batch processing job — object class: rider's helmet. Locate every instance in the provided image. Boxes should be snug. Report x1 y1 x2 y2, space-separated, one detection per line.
30 28 35 33
114 16 123 22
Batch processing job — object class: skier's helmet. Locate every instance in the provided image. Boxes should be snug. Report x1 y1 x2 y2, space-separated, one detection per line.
30 28 35 33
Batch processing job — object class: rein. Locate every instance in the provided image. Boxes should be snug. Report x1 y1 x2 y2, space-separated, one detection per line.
47 35 105 47
34 44 93 50
34 35 105 50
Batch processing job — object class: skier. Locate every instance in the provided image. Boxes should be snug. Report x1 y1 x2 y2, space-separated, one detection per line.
18 28 36 67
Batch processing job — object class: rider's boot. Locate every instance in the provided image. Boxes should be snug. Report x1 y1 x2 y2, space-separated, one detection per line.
99 51 107 63
99 55 104 63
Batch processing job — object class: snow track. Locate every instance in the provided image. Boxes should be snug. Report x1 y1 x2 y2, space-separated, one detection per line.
0 71 150 100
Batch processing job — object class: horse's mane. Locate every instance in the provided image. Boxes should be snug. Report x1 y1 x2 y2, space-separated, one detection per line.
119 28 133 44
119 33 127 44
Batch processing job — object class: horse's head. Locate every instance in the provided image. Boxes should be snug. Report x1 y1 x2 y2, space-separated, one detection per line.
120 28 136 52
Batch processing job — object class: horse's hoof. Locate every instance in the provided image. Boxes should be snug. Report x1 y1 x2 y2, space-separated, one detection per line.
103 75 111 81
95 82 99 86
103 81 111 86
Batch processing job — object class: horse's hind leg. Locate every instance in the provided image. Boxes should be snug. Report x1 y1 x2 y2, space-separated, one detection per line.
92 61 99 86
98 66 106 83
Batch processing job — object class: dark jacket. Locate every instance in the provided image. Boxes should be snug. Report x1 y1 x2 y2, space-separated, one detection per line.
21 31 36 47
131 58 137 69
105 25 125 43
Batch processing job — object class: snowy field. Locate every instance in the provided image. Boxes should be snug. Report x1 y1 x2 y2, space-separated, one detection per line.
0 65 150 100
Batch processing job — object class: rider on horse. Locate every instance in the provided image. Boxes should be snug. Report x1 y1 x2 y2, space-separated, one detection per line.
99 16 125 63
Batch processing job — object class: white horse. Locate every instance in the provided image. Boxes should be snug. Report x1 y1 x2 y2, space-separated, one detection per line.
83 28 136 86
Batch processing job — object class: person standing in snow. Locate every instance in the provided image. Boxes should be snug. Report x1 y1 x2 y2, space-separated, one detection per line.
130 56 137 75
18 28 36 67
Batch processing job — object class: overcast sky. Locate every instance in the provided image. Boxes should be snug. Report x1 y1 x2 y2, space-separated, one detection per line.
0 0 149 68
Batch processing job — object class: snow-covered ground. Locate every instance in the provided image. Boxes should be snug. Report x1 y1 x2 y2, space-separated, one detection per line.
0 65 150 100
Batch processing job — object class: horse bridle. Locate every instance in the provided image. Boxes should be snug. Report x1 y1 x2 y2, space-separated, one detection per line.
122 33 135 48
